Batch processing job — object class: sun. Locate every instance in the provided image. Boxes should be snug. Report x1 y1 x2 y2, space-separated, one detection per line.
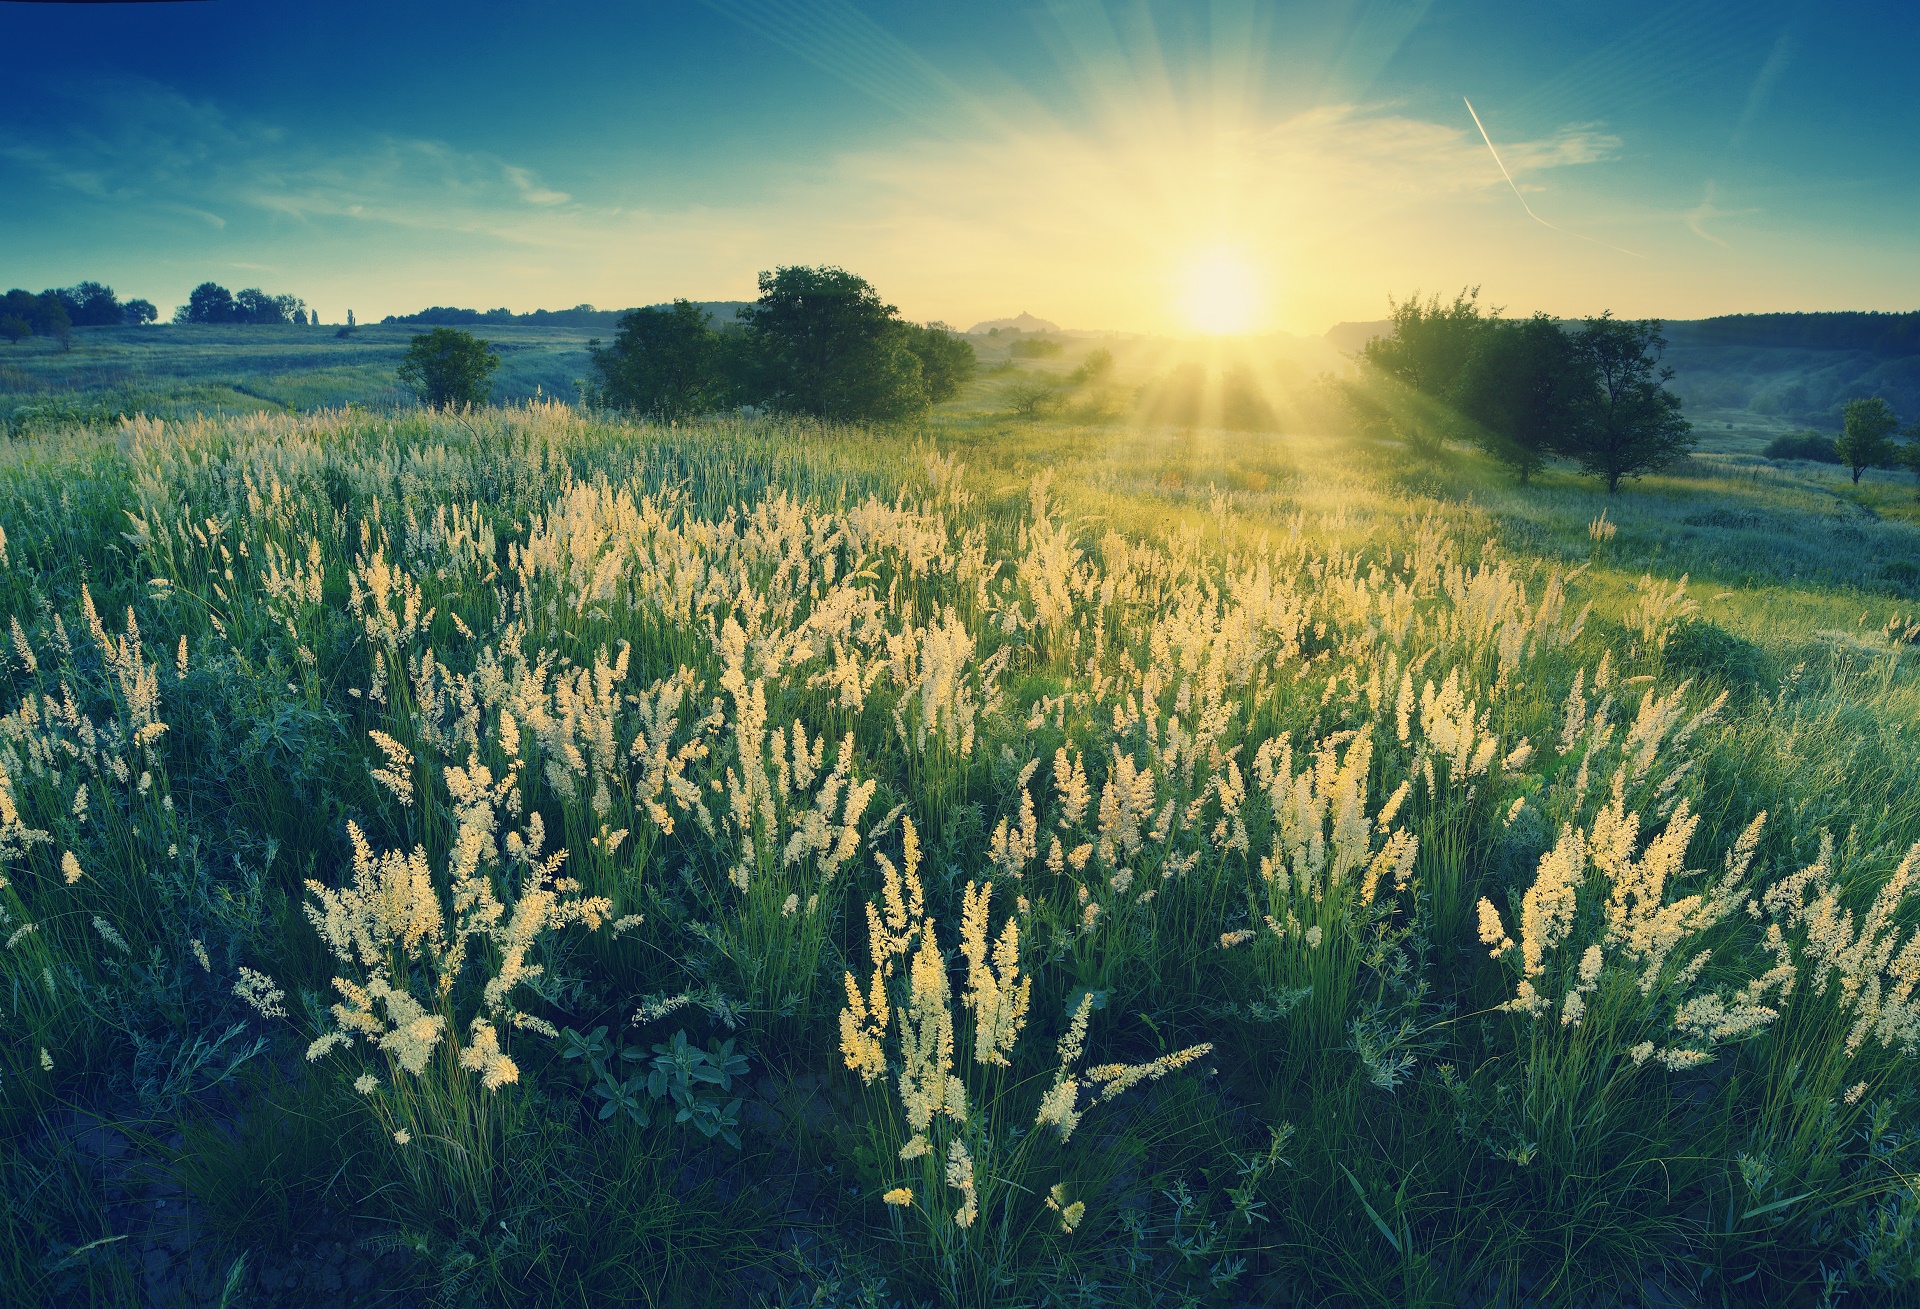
1177 247 1266 335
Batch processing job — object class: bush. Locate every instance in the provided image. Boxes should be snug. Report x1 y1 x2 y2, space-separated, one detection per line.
396 327 499 408
1764 431 1841 463
589 301 731 420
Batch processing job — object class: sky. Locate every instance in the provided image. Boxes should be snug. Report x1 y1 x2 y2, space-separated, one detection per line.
1 0 1915 335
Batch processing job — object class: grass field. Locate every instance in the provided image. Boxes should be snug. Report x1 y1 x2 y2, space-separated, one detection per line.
3 354 1920 1305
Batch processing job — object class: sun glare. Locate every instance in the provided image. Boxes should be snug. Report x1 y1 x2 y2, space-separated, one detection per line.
1177 248 1265 335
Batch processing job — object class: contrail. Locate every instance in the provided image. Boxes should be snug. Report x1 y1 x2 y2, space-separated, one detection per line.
1463 96 1642 258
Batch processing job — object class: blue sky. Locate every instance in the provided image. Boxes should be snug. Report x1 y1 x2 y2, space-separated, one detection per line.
2 0 1914 333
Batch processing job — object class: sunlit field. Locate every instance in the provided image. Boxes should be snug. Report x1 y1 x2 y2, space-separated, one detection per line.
4 389 1919 1306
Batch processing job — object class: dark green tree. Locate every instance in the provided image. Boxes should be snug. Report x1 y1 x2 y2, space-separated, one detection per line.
1452 313 1589 484
123 299 158 325
589 300 730 419
1564 314 1694 493
902 323 975 404
34 293 72 351
62 282 121 327
179 282 239 324
396 327 499 409
735 266 929 422
0 316 28 344
1836 396 1899 485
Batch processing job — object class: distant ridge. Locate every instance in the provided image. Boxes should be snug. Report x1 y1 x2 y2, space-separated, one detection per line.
967 311 1060 335
1324 320 1391 355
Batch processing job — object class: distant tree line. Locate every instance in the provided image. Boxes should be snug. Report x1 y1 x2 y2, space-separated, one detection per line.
1353 289 1696 492
1673 311 1920 357
1 283 158 348
173 282 312 326
381 303 755 331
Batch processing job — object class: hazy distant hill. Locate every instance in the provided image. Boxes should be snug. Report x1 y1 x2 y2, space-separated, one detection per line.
1324 311 1920 430
967 311 1061 335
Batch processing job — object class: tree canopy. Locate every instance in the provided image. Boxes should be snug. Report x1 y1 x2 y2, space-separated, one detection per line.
589 300 732 420
174 282 308 325
396 327 499 409
1837 396 1900 484
736 266 932 423
1561 314 1695 493
1453 313 1587 484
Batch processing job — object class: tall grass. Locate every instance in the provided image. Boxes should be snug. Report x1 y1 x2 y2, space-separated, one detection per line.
2 401 1917 1305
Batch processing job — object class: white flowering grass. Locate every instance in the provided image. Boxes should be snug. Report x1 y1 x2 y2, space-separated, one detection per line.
3 401 1920 1303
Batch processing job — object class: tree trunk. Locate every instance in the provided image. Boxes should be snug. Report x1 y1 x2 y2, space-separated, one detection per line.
1607 471 1620 493
1854 466 1864 484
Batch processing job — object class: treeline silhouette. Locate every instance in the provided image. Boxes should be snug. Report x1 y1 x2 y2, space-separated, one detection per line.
172 282 312 326
1672 311 1920 356
383 303 751 330
1 283 158 347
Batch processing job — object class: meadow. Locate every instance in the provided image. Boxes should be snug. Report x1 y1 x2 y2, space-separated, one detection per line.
4 361 1920 1306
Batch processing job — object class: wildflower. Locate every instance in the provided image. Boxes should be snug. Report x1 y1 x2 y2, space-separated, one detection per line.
190 939 211 971
40 1047 53 1072
1219 930 1255 950
93 916 131 954
1061 1201 1085 1232
307 1031 351 1061
1477 898 1514 957
1304 925 1323 949
459 1020 521 1092
234 967 287 1019
882 1187 914 1207
354 1072 379 1095
367 731 415 806
393 1129 411 1145
781 892 800 917
10 616 36 674
71 786 87 823
959 881 1030 1067
1846 1082 1868 1106
946 1137 978 1229
61 851 82 884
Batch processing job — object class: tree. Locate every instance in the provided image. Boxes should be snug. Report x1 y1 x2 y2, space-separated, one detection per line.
62 282 121 327
1002 373 1064 419
1836 396 1899 485
397 327 498 408
589 300 730 419
123 299 157 325
735 266 929 422
1452 313 1588 484
1563 314 1694 493
180 282 239 324
0 316 28 344
901 323 975 404
34 293 72 351
233 288 304 325
1357 287 1490 456
1071 348 1114 385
